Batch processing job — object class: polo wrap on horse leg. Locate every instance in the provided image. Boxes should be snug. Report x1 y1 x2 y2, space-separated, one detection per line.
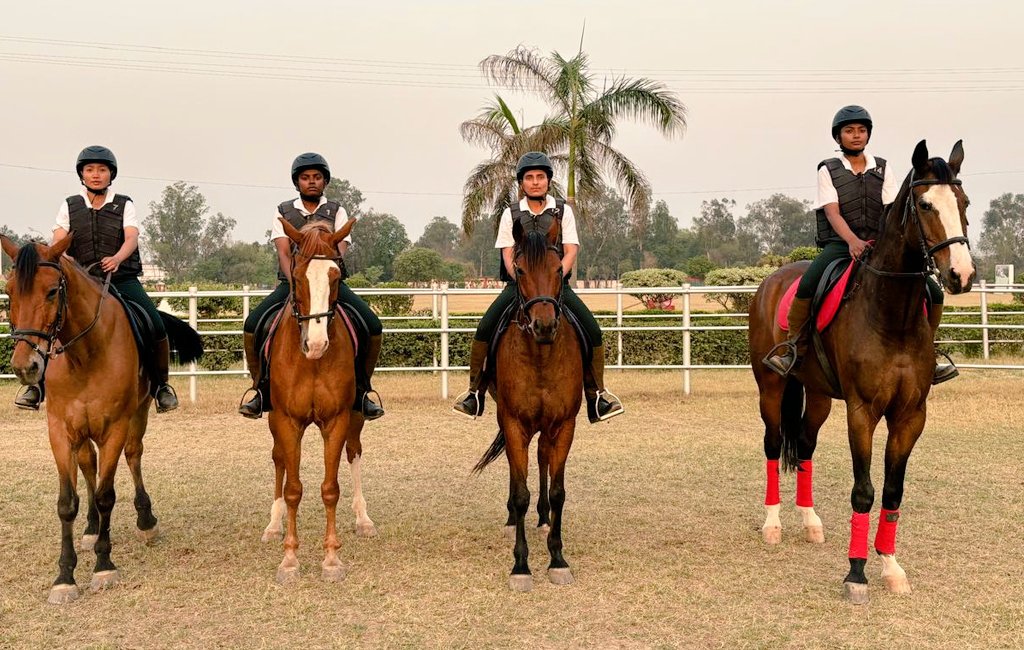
584 345 623 423
848 511 871 560
765 459 780 506
796 460 814 507
452 339 489 418
874 508 900 555
153 337 179 413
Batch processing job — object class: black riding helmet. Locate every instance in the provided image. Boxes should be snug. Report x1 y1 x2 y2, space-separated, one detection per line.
76 146 118 181
515 152 553 182
831 105 873 142
291 152 331 185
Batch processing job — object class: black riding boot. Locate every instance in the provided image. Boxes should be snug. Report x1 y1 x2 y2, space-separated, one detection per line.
356 334 385 420
929 304 959 385
763 297 812 377
452 340 489 419
584 345 624 424
238 332 264 419
153 337 179 413
14 383 43 410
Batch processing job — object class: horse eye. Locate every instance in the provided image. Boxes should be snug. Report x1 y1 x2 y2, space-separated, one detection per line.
46 287 59 301
918 200 933 211
515 267 524 276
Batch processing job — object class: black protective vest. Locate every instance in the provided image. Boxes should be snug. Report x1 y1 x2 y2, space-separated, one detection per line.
276 199 341 281
499 198 566 282
814 157 887 246
66 194 143 280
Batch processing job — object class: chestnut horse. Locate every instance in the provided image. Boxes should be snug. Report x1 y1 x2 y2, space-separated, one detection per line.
748 141 975 604
473 217 583 592
258 218 377 584
2 235 202 604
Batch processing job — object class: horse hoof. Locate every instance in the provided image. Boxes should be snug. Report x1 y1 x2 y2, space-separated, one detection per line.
508 574 533 593
276 565 300 585
47 584 80 605
89 570 120 592
136 525 160 545
81 534 98 551
762 526 782 545
261 529 283 543
355 523 378 538
884 574 912 595
843 581 869 605
321 565 346 583
537 524 550 537
804 526 825 544
503 525 516 542
548 568 574 585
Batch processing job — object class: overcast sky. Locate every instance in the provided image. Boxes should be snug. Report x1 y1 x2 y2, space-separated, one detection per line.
2 1 1022 249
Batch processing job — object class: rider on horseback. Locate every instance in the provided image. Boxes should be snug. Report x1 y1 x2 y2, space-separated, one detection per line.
15 146 180 412
238 153 385 420
452 152 624 424
763 106 956 384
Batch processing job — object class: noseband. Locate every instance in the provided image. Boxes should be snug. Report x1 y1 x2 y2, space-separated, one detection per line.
289 252 344 325
513 244 564 335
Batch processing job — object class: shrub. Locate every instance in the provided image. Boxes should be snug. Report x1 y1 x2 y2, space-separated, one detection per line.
704 266 779 312
678 256 719 281
620 268 687 310
788 246 821 262
360 281 414 316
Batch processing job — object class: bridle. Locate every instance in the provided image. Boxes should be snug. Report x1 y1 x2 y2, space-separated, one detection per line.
288 250 344 325
512 244 564 336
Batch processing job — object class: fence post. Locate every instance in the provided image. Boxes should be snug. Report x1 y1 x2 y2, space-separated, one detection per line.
188 286 198 403
616 281 623 368
241 285 250 373
431 281 439 320
682 283 691 395
440 282 449 399
980 279 989 360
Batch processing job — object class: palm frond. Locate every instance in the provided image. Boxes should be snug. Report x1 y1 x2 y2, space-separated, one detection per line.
588 77 687 137
480 46 563 109
590 140 652 222
462 160 516 234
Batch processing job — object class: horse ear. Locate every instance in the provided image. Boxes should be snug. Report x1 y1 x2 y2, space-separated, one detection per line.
279 217 303 245
330 217 357 247
512 218 524 246
912 140 929 173
948 140 964 176
45 233 73 261
0 234 18 260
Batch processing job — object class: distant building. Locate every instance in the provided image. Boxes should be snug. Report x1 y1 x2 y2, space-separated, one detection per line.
141 263 168 283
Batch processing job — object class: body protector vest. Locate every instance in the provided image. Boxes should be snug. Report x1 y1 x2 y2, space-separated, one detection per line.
275 199 341 281
66 194 143 280
499 198 566 282
815 157 887 246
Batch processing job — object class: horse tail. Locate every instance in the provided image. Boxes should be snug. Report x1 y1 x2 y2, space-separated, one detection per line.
471 428 506 475
780 377 804 473
159 312 204 365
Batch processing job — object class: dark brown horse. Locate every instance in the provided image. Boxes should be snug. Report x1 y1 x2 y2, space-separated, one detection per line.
748 140 975 604
2 235 202 604
258 218 377 584
473 217 583 592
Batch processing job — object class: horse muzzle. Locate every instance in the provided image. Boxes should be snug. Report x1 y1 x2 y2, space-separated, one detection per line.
11 350 45 385
942 264 976 295
530 318 558 344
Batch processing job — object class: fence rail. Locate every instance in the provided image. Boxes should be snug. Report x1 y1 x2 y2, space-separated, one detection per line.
2 281 1022 400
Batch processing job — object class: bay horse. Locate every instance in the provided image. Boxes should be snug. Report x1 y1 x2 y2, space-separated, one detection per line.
748 140 975 604
473 217 583 592
259 218 377 584
1 235 202 604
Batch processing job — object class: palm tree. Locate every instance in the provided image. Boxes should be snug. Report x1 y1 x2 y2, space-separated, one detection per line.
461 45 686 233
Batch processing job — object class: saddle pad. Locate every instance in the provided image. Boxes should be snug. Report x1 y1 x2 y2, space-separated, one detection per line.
777 261 856 332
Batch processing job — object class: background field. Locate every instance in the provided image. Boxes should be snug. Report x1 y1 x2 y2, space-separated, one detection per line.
1 370 1022 649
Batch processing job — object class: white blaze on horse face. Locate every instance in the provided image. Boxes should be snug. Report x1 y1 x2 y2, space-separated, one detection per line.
922 185 974 292
303 259 337 359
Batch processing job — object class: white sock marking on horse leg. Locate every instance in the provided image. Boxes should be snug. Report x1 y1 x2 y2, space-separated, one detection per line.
879 553 911 593
349 455 375 532
762 503 782 543
262 497 285 541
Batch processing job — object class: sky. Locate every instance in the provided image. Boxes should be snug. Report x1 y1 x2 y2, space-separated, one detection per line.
2 0 1022 251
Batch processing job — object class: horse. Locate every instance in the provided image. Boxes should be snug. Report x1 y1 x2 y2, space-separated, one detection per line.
258 218 377 584
472 216 583 592
748 140 976 604
1 234 203 604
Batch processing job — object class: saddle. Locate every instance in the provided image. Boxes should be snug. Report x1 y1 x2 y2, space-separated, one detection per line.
776 258 857 333
252 301 363 413
108 287 160 387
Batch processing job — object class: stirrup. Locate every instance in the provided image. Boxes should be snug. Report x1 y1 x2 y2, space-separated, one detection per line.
452 389 484 420
238 388 264 420
761 340 798 377
932 351 960 386
14 385 42 411
591 389 624 423
360 389 385 420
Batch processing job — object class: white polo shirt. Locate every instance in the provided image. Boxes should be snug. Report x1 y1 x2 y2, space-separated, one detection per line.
815 152 898 209
270 197 353 243
54 187 139 232
494 196 580 249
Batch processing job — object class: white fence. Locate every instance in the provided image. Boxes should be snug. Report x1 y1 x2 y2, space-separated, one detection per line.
2 282 1023 401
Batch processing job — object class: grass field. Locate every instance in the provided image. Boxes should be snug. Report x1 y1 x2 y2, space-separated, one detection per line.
1 370 1022 649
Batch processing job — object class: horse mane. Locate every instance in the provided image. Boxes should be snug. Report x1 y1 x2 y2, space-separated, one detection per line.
297 222 334 258
925 157 955 184
14 243 41 293
518 230 550 269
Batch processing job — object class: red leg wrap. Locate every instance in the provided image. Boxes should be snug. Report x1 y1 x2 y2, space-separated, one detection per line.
848 511 870 560
795 460 813 507
874 508 900 555
765 459 780 506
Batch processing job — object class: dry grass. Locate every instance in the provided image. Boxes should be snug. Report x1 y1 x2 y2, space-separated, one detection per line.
1 370 1022 649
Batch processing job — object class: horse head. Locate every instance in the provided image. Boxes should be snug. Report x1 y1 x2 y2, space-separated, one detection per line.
1 234 74 384
512 215 563 344
280 217 355 360
906 140 975 294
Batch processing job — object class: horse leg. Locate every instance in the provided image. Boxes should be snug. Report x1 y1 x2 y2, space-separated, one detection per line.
76 442 100 552
269 412 303 584
875 409 926 596
90 430 128 593
536 434 552 536
124 409 159 545
320 416 348 582
503 420 533 592
345 413 377 538
796 393 831 544
758 380 784 544
843 406 880 605
545 419 576 586
261 434 287 543
503 474 516 542
48 431 81 604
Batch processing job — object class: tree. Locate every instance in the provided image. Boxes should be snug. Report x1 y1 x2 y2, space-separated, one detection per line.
144 182 223 281
0 226 35 273
193 241 277 285
457 213 500 278
577 186 631 279
325 178 366 218
415 216 461 258
347 211 410 279
737 193 815 255
644 200 699 269
693 199 737 260
393 247 446 283
200 212 237 254
978 193 1024 269
464 45 686 231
